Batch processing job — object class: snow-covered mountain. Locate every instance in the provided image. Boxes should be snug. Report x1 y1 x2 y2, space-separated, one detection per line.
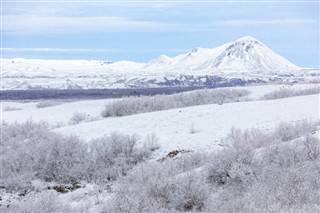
143 36 299 73
2 36 317 90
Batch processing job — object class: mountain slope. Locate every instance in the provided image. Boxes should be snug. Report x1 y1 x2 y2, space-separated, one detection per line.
144 36 299 73
210 36 299 72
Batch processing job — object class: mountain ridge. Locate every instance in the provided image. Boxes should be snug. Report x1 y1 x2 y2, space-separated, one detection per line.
2 36 316 90
143 36 299 73
3 36 302 75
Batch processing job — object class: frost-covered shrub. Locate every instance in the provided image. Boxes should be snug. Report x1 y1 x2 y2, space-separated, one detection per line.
207 128 256 187
262 86 320 100
143 133 160 151
2 191 70 213
106 120 319 212
102 88 250 117
68 111 89 125
36 100 61 108
205 121 320 212
112 160 210 212
0 121 89 189
107 151 208 212
207 136 320 213
173 152 207 173
188 123 198 134
0 120 51 190
87 133 151 182
38 135 90 183
217 120 318 150
0 121 154 192
275 120 317 142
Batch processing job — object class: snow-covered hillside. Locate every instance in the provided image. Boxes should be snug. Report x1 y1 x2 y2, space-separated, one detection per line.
2 36 318 90
55 94 319 153
144 36 299 73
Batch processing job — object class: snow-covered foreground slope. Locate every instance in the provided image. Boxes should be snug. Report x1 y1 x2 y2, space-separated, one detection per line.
2 84 319 156
1 85 319 212
3 36 318 90
55 94 319 154
1 99 111 126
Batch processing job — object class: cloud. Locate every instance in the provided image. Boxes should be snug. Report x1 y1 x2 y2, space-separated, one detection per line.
1 15 177 35
219 18 318 26
1 48 187 53
1 48 103 53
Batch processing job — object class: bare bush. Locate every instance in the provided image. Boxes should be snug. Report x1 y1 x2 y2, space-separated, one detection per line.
144 133 160 151
188 123 198 134
102 88 250 117
262 86 320 100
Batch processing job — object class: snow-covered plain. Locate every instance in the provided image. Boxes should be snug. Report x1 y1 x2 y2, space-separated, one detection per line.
2 84 319 155
55 94 319 154
2 84 318 123
1 83 320 212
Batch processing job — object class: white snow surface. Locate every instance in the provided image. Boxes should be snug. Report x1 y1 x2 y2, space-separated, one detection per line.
1 99 112 127
2 84 318 125
53 94 319 154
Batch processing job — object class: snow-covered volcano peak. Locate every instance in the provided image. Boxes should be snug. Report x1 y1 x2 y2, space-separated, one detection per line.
210 36 299 72
236 35 261 43
215 37 265 60
143 36 300 73
188 47 202 55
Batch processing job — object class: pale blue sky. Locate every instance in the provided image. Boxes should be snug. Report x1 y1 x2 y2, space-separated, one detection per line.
1 0 319 67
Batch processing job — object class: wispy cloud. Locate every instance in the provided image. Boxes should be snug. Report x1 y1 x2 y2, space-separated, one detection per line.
1 48 187 53
1 15 177 35
219 18 318 26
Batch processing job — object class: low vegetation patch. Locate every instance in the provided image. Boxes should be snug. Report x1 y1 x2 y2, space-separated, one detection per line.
36 100 62 108
101 88 250 117
0 121 155 193
2 120 319 212
262 86 320 100
68 111 99 125
2 106 22 111
106 120 320 212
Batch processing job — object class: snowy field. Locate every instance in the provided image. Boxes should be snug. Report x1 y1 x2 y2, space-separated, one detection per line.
2 83 319 127
56 93 319 154
1 83 320 212
1 83 319 154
